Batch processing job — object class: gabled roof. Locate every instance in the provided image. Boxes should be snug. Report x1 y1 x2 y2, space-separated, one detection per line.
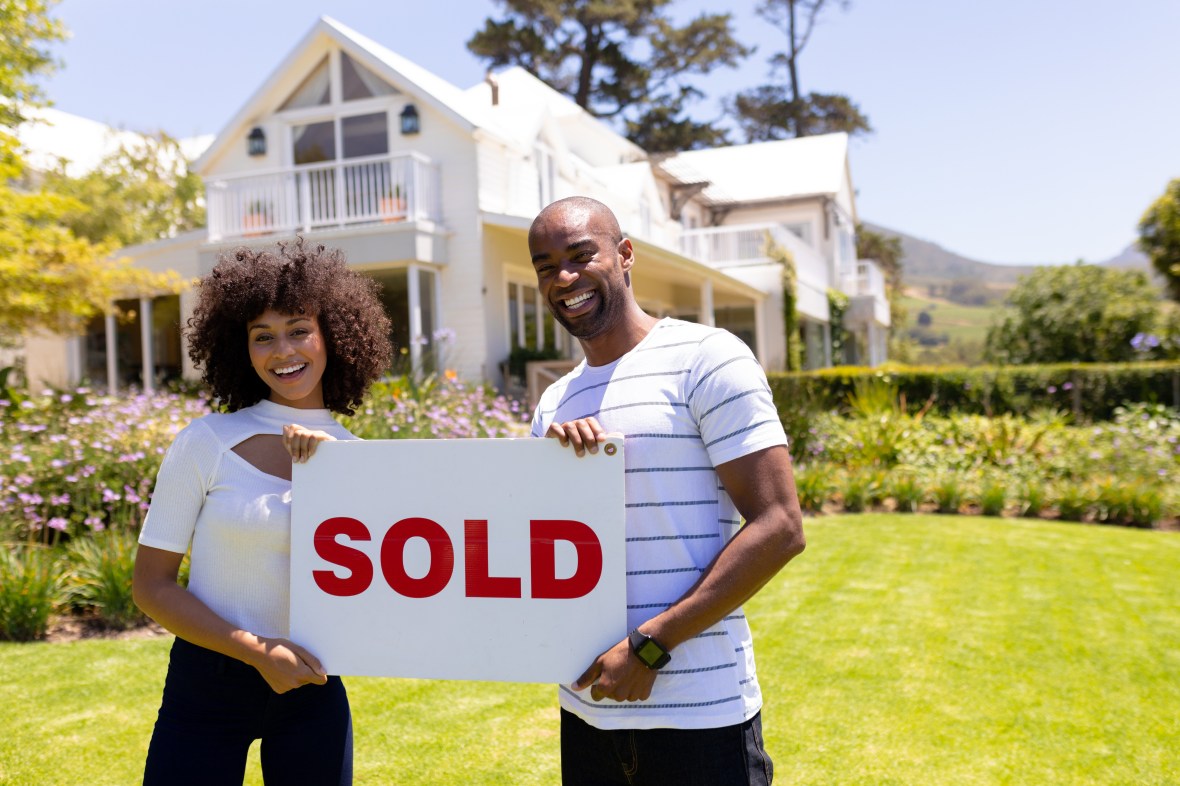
463 66 646 166
662 133 851 204
193 16 497 173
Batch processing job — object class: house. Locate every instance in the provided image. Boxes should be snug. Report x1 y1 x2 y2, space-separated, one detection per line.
22 16 889 396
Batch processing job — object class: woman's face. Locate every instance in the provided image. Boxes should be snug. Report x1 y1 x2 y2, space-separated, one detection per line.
246 309 328 409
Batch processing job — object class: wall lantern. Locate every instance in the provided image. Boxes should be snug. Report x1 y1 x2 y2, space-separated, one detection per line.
247 126 267 157
399 104 420 135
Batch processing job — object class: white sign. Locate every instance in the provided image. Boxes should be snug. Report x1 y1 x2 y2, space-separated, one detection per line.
290 437 626 683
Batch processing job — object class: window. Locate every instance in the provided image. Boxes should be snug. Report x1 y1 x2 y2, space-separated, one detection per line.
292 120 335 165
342 112 389 158
340 52 399 101
280 56 331 110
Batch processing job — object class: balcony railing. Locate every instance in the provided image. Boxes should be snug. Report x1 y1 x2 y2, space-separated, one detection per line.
841 260 887 300
205 152 441 242
679 222 809 266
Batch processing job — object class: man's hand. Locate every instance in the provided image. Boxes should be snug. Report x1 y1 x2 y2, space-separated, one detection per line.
573 637 659 702
283 423 336 463
546 417 606 456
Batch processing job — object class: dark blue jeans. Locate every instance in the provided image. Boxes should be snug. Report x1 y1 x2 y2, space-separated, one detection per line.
561 709 774 785
143 637 353 785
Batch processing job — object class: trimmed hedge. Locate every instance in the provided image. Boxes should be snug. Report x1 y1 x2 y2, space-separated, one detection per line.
769 361 1180 421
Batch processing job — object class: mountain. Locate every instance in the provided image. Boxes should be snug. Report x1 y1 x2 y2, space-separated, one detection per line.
862 223 1152 290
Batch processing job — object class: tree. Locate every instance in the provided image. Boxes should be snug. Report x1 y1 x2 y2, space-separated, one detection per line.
44 132 206 247
468 0 751 151
1138 178 1180 301
0 0 181 346
0 183 182 342
0 0 65 128
984 264 1160 365
730 0 871 141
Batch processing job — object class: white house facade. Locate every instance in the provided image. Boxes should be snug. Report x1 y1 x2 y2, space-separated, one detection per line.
24 16 889 395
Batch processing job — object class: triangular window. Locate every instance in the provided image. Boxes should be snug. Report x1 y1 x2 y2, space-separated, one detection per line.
280 56 331 110
341 52 399 101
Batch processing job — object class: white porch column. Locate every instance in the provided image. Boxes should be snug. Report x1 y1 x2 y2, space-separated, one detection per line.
533 289 544 349
66 337 83 388
698 280 715 327
105 312 118 392
822 323 832 368
407 264 423 373
140 297 155 394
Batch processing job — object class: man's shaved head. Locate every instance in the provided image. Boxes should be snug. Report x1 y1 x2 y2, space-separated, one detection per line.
529 196 623 247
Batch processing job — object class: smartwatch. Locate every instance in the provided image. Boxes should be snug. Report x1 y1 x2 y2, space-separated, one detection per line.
628 628 672 670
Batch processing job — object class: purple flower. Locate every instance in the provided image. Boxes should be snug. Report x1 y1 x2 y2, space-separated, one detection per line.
48 517 68 531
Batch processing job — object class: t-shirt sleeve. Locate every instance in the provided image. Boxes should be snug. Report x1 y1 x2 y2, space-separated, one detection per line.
687 330 787 469
138 419 220 554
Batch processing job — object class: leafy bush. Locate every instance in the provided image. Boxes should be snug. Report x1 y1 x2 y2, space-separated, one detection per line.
0 547 65 641
933 473 966 514
769 361 1180 422
0 388 210 543
344 375 528 440
886 471 923 513
793 464 832 515
979 479 1008 517
64 529 143 629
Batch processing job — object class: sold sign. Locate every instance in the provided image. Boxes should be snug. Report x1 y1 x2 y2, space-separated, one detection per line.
290 437 626 683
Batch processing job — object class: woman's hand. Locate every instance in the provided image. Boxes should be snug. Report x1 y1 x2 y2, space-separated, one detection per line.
283 423 336 463
248 636 329 694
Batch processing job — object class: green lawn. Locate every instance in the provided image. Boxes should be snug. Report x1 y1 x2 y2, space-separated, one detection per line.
2 514 1178 785
901 293 1001 342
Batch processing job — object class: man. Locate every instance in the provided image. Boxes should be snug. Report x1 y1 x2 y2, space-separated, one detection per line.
528 196 806 785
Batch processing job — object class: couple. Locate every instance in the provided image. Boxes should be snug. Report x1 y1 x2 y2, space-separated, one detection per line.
133 197 806 785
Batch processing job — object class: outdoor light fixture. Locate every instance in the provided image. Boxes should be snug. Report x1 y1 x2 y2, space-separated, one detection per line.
399 104 420 135
247 126 267 157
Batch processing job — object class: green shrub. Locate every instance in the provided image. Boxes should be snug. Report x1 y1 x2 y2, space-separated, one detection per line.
1016 480 1047 518
840 471 872 513
932 473 966 514
979 479 1008 517
0 547 65 641
768 361 1180 422
793 464 832 515
65 529 143 629
1053 483 1094 522
886 471 924 513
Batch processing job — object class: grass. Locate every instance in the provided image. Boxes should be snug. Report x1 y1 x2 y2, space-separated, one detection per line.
2 514 1179 785
901 292 1002 343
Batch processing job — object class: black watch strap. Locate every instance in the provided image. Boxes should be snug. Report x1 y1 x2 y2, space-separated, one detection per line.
628 628 672 670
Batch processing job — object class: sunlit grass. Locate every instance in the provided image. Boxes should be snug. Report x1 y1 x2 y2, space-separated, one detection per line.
2 514 1177 785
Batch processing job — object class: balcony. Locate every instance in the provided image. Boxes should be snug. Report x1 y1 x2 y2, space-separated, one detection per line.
205 152 441 242
680 222 831 321
679 222 810 267
841 260 891 327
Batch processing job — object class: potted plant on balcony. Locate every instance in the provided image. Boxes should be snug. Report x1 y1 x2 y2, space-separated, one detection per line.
242 199 272 237
380 185 406 223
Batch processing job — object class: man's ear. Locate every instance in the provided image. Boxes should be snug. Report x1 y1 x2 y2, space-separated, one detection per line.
618 238 635 272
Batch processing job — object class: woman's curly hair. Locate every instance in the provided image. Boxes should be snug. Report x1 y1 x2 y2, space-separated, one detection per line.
187 239 393 414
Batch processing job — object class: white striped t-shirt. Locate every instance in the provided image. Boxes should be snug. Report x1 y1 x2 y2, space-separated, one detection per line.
531 318 788 730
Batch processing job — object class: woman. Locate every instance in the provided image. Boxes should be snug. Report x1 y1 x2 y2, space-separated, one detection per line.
133 239 392 785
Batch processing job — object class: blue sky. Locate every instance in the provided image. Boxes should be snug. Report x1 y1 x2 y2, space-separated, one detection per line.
41 0 1180 266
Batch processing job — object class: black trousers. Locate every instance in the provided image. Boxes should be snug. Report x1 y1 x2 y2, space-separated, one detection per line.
143 637 353 786
561 708 774 785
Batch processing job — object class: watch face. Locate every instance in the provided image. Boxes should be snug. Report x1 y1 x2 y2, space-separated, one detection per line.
637 639 664 665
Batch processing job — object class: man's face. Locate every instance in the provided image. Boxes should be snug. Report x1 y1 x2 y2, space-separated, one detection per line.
528 206 634 341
